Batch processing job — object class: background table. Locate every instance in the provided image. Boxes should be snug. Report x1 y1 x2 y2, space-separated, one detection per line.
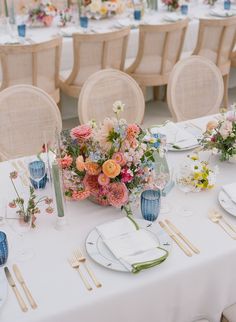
0 115 236 322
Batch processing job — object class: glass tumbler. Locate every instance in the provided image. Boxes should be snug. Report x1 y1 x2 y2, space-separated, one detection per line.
0 231 8 266
141 189 161 221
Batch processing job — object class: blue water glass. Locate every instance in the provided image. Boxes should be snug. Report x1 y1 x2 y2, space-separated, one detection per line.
30 173 47 189
0 232 8 266
180 4 188 15
134 9 142 20
17 24 26 38
141 189 161 222
224 0 231 10
28 160 46 189
80 16 88 29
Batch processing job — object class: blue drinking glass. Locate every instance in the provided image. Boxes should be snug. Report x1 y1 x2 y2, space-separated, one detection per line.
224 0 231 10
134 9 142 20
180 4 188 15
141 189 161 222
28 160 47 189
0 232 8 266
17 24 26 38
80 16 88 29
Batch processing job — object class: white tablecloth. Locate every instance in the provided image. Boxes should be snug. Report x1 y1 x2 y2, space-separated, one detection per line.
0 115 236 322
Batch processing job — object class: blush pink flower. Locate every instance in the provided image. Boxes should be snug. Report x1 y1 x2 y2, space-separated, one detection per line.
58 154 73 169
98 173 110 186
83 174 99 196
112 152 126 166
72 189 90 201
107 182 128 207
76 155 85 172
219 120 233 139
126 124 140 140
121 168 133 183
96 118 117 151
70 124 92 141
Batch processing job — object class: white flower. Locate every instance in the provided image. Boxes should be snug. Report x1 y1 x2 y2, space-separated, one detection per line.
113 101 125 114
212 147 218 155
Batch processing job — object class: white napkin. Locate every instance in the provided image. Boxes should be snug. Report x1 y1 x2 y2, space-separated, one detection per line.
150 122 198 148
0 35 20 45
96 218 166 272
209 8 236 17
59 27 82 37
163 13 185 22
222 182 236 203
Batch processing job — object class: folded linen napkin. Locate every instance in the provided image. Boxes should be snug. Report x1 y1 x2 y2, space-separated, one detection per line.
222 182 236 203
150 122 198 149
96 217 168 273
163 13 185 22
59 27 82 37
209 8 236 17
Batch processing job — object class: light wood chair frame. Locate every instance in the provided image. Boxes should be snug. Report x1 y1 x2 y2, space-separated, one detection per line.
193 17 236 108
59 27 130 98
0 37 62 103
126 19 189 98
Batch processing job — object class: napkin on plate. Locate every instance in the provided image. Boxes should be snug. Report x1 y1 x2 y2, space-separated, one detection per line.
59 27 82 37
96 217 168 273
163 13 185 22
209 8 236 17
222 182 236 203
150 122 198 149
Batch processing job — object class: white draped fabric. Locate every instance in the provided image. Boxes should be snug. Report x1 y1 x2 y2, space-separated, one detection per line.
0 115 236 322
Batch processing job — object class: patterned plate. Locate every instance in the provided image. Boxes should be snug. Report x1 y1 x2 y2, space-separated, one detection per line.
218 190 236 217
85 219 172 272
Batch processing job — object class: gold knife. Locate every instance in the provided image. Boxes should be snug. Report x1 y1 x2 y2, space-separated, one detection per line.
165 219 200 254
13 264 37 309
4 267 28 312
159 221 192 257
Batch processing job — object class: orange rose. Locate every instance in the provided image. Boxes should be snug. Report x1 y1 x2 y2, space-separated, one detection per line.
85 161 101 175
102 160 121 178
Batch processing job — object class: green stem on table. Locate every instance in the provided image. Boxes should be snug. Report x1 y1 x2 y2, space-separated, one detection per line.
122 203 139 230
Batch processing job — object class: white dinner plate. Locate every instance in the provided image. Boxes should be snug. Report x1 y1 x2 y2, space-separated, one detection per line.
0 268 8 310
85 218 172 272
218 190 236 216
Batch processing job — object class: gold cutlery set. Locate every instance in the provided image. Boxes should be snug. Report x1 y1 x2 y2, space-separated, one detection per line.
209 209 236 239
69 249 102 291
4 265 37 312
159 219 200 257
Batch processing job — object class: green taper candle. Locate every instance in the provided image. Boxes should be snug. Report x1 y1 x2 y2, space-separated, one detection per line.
52 161 65 217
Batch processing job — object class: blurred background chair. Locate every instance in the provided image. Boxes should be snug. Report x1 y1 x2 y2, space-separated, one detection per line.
193 17 236 108
125 19 189 100
78 69 145 124
0 85 62 161
0 37 62 104
167 56 224 122
222 303 236 322
59 28 130 99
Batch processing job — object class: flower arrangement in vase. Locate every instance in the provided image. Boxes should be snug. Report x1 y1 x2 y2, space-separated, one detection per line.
82 0 124 19
200 104 236 162
28 1 57 27
162 0 179 11
58 101 166 211
58 8 72 27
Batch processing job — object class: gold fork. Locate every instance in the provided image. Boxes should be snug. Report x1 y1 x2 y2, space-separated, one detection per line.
74 249 102 288
68 256 92 291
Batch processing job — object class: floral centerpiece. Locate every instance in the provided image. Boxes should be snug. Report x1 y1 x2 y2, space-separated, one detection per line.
81 0 124 18
28 1 57 27
200 104 236 162
162 0 179 11
58 101 166 213
58 8 72 27
176 154 217 192
9 171 53 227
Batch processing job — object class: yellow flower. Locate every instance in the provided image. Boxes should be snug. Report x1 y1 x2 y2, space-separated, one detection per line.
191 155 199 161
100 6 108 15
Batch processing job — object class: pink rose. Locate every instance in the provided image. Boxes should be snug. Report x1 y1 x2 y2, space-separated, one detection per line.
58 154 73 169
70 124 92 141
107 182 128 207
98 173 110 186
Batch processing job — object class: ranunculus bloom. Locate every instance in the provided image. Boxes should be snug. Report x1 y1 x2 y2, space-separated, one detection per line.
83 174 99 196
85 161 101 175
70 124 92 141
76 155 85 172
98 173 110 186
112 152 126 166
72 189 90 201
206 120 218 131
107 182 128 207
58 154 73 169
121 168 133 183
102 159 121 178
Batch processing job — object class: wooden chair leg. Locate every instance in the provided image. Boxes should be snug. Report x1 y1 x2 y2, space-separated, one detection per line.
223 74 229 109
140 85 146 100
162 85 167 102
153 86 159 101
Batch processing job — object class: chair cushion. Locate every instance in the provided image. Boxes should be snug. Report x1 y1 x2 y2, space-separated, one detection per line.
223 303 236 322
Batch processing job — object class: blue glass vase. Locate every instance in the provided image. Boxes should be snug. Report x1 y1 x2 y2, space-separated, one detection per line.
0 231 8 266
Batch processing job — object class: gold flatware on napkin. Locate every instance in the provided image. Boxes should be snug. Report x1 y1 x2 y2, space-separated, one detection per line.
13 264 37 309
68 256 93 291
165 219 200 254
208 211 236 240
4 267 28 312
74 249 102 288
159 221 192 257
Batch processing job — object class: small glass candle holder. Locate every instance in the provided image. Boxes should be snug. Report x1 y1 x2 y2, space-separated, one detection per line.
80 15 88 29
180 4 188 15
0 231 8 266
17 24 26 38
141 189 161 222
224 0 231 10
